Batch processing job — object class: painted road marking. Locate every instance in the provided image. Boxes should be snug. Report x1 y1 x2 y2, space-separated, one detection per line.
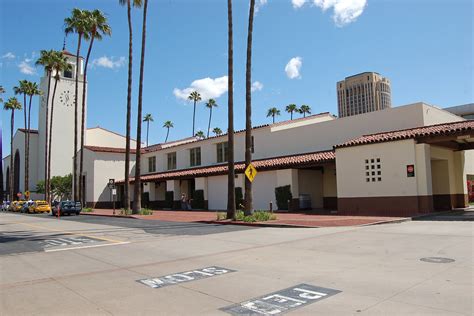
221 284 341 315
45 241 130 252
41 236 100 248
138 266 236 289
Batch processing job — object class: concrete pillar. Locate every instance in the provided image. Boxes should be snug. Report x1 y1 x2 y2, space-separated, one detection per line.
452 151 468 208
276 169 299 211
415 144 434 213
166 179 181 209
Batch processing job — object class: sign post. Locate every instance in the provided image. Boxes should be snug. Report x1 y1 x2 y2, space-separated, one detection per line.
108 179 115 215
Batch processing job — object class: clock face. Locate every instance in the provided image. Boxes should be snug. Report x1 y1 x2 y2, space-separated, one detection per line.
59 90 75 107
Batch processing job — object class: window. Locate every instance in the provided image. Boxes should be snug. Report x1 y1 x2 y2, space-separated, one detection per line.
216 142 228 163
190 147 201 167
148 156 156 173
167 152 176 170
365 158 382 182
63 69 73 78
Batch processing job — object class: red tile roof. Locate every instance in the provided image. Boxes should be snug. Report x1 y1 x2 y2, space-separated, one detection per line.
336 120 474 148
84 146 139 154
117 150 335 184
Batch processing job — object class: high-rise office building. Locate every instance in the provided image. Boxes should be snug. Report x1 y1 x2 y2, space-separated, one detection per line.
337 72 392 117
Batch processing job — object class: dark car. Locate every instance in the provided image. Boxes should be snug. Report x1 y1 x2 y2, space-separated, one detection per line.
52 201 82 216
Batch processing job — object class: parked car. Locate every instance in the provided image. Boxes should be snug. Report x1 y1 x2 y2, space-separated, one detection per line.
52 201 82 216
29 200 52 214
20 201 34 213
10 201 25 212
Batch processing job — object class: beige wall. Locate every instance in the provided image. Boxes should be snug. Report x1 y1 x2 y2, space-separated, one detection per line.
86 127 138 148
323 164 337 197
298 169 323 208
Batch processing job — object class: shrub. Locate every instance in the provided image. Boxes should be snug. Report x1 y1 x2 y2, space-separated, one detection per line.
191 190 205 209
275 185 292 210
82 207 93 213
216 212 227 221
120 208 132 215
165 191 174 208
139 208 153 215
233 210 276 223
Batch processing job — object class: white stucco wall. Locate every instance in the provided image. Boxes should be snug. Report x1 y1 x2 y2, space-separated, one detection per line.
86 127 138 148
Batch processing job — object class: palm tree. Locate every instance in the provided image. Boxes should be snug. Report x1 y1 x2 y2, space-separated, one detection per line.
286 104 297 120
205 99 218 138
163 120 173 142
35 49 56 201
188 91 201 136
212 127 222 136
65 8 89 201
79 9 111 203
0 85 4 198
13 80 29 192
24 81 41 192
267 107 280 123
143 113 154 146
300 104 311 118
195 130 205 139
4 97 22 200
47 52 72 204
244 0 256 216
0 85 5 103
226 0 236 220
119 0 143 211
132 0 149 214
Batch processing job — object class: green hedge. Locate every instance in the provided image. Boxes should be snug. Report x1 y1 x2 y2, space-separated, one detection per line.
275 185 292 210
165 191 174 208
191 190 205 209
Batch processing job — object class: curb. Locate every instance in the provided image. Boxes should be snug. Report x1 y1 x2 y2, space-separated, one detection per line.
358 217 411 226
199 220 318 228
81 212 137 219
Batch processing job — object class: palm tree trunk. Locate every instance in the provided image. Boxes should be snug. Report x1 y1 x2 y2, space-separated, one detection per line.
79 33 95 205
273 115 275 123
124 0 133 211
146 121 149 146
9 110 15 201
23 93 27 193
133 0 149 213
44 72 52 202
244 0 256 216
165 128 170 142
291 111 293 120
26 94 33 193
73 34 82 202
226 0 236 220
192 100 196 136
207 107 212 138
47 78 59 204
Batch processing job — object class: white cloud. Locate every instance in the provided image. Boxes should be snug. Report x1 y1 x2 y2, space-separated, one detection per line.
18 60 36 75
292 0 307 9
251 81 264 92
173 76 228 101
1 52 15 59
92 56 126 69
285 57 302 79
255 0 268 13
291 0 367 26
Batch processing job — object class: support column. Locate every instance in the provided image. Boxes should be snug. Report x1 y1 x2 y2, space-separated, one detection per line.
415 144 434 213
195 177 208 209
276 169 299 211
452 151 468 208
166 179 181 209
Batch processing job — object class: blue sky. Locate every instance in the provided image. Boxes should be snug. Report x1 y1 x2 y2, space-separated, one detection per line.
1 0 473 156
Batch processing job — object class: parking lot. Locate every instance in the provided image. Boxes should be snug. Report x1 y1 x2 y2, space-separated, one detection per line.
0 212 472 315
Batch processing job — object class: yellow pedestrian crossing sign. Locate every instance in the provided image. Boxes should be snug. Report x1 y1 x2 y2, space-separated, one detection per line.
245 163 258 182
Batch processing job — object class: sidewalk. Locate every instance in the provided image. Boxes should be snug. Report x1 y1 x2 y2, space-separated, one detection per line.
82 209 409 228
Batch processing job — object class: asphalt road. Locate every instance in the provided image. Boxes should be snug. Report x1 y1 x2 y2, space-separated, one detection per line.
1 212 473 315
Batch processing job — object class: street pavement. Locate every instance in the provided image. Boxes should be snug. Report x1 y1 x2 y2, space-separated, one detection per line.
0 212 472 315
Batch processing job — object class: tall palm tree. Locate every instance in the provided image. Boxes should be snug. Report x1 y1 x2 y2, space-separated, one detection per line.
212 127 222 136
244 0 256 216
24 81 41 192
4 97 22 200
300 104 311 118
195 130 205 139
133 0 149 214
163 120 173 142
0 85 5 103
267 107 280 123
119 0 143 211
188 91 201 137
143 113 153 146
0 85 4 198
226 0 236 220
205 99 218 138
286 103 297 120
47 52 72 203
79 9 111 203
35 49 56 201
65 8 89 201
13 80 29 192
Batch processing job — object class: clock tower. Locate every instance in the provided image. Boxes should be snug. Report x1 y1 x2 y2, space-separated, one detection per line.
37 50 87 181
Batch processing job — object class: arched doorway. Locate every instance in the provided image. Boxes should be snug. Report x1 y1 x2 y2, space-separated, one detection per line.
14 150 20 197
